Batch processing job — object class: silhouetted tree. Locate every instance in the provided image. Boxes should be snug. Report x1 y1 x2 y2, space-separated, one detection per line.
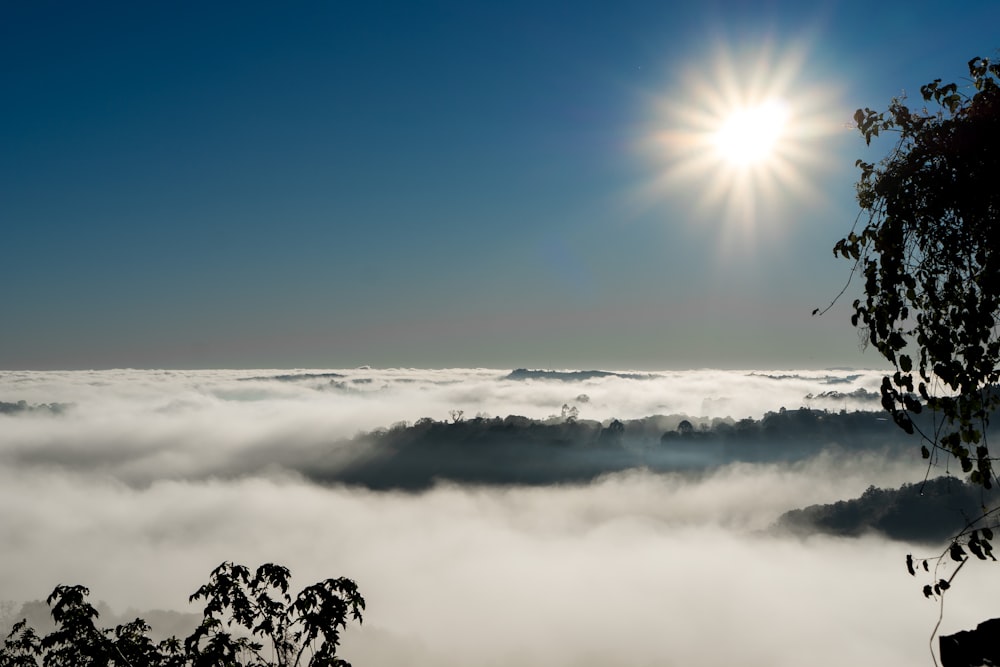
598 419 625 446
826 56 1000 628
831 56 1000 491
560 404 579 423
0 563 364 667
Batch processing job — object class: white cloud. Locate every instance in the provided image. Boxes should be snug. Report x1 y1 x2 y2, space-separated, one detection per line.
0 368 887 482
0 368 981 666
0 462 983 666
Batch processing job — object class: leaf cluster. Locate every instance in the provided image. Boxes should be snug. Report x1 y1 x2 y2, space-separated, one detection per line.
833 57 1000 493
0 563 364 667
906 524 997 602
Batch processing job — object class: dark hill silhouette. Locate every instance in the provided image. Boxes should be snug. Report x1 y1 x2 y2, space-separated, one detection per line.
0 400 70 415
775 476 998 544
804 387 880 403
238 372 346 382
747 372 863 384
503 369 656 382
298 408 916 491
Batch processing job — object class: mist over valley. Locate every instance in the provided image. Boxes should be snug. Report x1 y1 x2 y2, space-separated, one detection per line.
1 368 992 666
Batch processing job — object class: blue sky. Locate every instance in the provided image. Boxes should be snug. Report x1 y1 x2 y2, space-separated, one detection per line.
2 1 997 370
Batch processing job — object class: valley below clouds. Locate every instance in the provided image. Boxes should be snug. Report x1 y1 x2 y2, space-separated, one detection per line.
1 368 995 666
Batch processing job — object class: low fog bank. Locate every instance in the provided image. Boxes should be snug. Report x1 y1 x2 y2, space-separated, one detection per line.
3 368 987 665
0 401 917 489
1 458 980 667
0 367 885 433
0 369 913 489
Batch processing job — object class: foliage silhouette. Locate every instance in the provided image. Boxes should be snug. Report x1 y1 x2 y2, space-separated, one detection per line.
0 563 364 667
827 54 1000 552
830 56 1000 491
825 55 1000 660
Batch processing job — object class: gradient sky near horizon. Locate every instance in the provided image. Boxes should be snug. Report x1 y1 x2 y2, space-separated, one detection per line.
3 1 998 370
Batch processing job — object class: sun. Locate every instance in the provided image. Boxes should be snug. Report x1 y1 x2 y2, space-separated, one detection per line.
635 40 841 248
713 100 789 166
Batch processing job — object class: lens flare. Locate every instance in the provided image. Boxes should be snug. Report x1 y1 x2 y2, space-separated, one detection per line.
634 39 843 252
713 100 789 166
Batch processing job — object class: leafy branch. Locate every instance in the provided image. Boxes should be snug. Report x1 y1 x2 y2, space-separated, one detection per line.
0 563 364 667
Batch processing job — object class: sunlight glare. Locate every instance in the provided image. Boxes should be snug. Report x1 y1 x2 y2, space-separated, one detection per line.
713 101 789 166
634 40 842 253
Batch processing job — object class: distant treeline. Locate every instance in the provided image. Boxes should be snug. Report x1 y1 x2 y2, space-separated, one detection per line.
0 400 70 415
301 408 917 491
503 368 657 382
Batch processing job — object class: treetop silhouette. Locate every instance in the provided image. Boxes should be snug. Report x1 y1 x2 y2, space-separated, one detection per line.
0 562 364 667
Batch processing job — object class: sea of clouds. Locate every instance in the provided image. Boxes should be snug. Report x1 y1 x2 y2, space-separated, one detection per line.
0 367 991 666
